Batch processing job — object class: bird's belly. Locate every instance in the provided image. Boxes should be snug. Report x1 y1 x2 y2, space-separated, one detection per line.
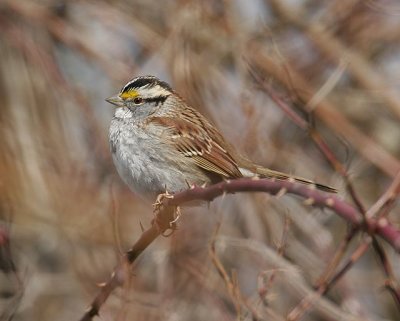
110 128 209 200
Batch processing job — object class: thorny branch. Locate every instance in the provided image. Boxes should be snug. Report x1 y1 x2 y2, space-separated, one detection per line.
79 177 400 320
249 66 400 318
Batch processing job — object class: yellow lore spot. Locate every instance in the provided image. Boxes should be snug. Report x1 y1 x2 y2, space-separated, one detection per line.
120 90 139 99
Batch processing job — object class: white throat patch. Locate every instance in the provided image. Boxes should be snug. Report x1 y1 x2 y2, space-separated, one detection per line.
114 107 134 119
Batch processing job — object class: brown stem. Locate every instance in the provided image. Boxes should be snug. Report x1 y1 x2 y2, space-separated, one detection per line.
372 238 400 312
79 225 161 321
315 227 358 287
162 179 400 252
287 236 372 321
79 177 400 320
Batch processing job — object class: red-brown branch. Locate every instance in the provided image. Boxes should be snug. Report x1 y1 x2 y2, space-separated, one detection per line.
79 177 400 321
163 179 400 252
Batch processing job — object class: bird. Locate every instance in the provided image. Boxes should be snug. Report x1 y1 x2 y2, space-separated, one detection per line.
106 75 336 201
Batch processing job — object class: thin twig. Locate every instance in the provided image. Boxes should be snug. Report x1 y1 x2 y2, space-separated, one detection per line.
249 67 400 312
79 225 161 321
287 236 372 321
258 216 290 304
209 222 262 320
268 0 400 121
209 222 242 318
315 226 358 287
366 171 400 219
372 238 400 312
247 45 400 176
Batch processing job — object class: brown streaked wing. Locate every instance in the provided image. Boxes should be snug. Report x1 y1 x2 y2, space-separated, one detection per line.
149 115 243 179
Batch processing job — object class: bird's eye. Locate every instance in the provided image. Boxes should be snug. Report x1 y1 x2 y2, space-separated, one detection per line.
133 97 143 104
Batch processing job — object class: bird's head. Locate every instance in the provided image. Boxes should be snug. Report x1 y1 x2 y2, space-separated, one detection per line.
106 76 173 116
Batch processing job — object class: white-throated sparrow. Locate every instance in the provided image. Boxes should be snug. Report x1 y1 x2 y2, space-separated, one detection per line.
106 75 336 200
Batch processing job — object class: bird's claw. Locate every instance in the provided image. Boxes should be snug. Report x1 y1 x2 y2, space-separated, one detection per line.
152 192 180 236
152 191 174 212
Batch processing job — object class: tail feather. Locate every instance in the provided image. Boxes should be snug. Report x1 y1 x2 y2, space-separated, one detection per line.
251 167 337 193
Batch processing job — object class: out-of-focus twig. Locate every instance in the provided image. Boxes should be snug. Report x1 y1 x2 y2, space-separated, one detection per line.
0 211 24 321
247 45 400 177
372 238 400 312
286 236 372 321
209 222 262 320
258 216 290 305
314 226 357 287
305 58 348 113
249 68 365 289
5 0 133 82
0 15 111 164
209 222 243 319
366 171 400 219
79 176 400 320
268 0 400 121
249 61 400 314
79 220 166 321
248 68 367 213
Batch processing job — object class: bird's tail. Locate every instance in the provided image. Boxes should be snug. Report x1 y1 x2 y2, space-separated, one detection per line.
252 166 337 193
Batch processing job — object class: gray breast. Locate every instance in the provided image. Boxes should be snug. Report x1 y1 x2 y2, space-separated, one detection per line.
109 118 210 200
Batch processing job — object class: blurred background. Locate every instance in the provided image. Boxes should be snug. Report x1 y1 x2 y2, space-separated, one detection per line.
1 0 400 320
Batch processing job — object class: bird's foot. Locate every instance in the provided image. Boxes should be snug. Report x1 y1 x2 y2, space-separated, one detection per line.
152 192 180 236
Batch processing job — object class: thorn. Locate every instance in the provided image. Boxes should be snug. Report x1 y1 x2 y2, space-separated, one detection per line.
378 218 388 228
96 282 107 288
111 271 116 278
287 177 296 183
276 187 287 198
139 221 145 232
201 182 207 188
325 198 334 207
85 305 96 313
303 198 315 206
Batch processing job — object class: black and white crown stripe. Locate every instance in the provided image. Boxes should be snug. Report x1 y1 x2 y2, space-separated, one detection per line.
121 76 172 95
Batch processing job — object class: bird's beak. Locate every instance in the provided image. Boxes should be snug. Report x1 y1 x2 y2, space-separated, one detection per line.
105 95 125 107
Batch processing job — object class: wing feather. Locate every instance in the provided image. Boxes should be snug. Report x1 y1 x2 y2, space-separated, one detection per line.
148 113 242 179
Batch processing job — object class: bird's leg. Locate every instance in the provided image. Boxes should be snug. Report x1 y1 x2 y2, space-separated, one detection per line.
152 191 180 236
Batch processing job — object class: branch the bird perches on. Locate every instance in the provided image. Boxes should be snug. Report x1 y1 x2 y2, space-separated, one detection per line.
79 177 400 321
